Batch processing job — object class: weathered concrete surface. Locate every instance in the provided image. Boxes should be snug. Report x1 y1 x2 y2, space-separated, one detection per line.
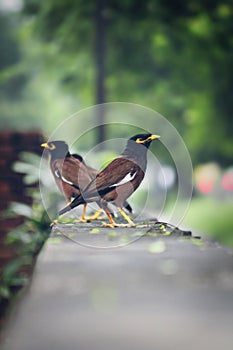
1 221 233 350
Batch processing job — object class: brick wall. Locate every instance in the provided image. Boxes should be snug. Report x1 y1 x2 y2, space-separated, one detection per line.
0 131 43 273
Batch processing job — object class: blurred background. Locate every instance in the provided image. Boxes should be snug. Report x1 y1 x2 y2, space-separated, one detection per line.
0 0 233 247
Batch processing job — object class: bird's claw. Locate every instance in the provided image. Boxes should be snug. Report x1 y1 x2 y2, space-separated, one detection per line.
75 209 104 222
102 222 135 228
102 222 115 228
76 218 88 223
116 223 136 228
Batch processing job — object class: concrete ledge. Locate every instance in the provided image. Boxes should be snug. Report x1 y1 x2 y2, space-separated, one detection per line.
2 221 233 350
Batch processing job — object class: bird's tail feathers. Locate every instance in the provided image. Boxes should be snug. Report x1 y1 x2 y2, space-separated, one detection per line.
58 194 84 216
59 204 72 216
124 201 133 213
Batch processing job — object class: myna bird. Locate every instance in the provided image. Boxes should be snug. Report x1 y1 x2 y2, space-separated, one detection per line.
59 133 160 227
41 141 132 221
71 154 133 213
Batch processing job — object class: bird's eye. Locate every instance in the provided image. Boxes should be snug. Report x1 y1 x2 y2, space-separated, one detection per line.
136 138 146 144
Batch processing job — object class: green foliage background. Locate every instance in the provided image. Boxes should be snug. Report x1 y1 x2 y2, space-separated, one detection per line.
0 0 232 165
0 0 233 246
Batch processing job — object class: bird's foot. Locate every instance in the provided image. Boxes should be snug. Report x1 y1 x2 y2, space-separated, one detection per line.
75 218 87 223
102 222 115 228
117 222 136 228
102 222 135 228
86 209 104 221
87 214 104 221
76 209 104 222
73 217 102 223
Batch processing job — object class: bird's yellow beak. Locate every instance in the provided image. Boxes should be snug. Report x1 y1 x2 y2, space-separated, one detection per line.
41 143 48 148
41 142 56 150
148 134 160 141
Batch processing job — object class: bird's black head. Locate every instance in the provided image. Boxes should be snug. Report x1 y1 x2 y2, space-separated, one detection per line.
41 140 70 159
128 133 160 149
122 133 160 169
72 153 84 162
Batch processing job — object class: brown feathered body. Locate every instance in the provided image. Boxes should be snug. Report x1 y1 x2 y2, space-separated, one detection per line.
50 156 97 203
81 157 144 207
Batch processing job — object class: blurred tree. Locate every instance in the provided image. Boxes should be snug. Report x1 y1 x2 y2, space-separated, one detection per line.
1 0 232 165
0 12 27 125
21 0 233 164
0 7 79 131
95 0 106 147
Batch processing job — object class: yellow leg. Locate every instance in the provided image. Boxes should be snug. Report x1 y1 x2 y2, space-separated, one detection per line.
81 203 87 221
73 203 88 222
77 206 103 222
102 209 118 228
118 208 135 227
86 209 103 221
102 208 135 228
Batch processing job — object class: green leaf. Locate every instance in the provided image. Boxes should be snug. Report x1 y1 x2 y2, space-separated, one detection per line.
12 161 35 174
19 152 41 166
9 202 33 218
57 217 77 224
147 232 158 237
108 231 117 238
0 286 11 299
10 276 29 287
2 260 23 281
47 237 62 244
148 240 166 254
24 174 40 185
131 231 145 237
162 230 171 236
191 238 204 247
90 228 100 234
67 233 75 238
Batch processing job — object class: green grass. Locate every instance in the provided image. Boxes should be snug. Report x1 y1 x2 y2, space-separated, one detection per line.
181 197 233 247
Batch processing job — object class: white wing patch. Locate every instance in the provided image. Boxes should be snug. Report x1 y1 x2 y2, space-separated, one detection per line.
55 168 74 186
110 171 137 187
55 168 61 179
61 176 74 186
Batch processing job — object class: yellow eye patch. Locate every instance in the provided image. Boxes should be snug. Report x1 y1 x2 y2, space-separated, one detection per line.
41 143 56 150
136 135 160 144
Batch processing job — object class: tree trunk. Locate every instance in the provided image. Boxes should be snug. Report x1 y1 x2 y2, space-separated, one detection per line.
95 0 106 148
